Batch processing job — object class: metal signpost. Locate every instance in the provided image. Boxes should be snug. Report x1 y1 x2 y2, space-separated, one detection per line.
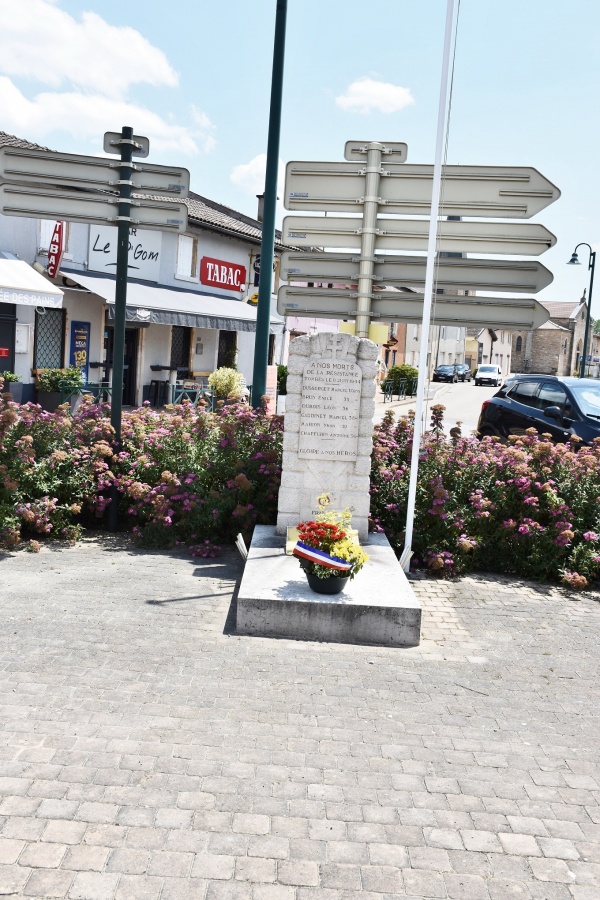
0 127 189 529
278 117 561 566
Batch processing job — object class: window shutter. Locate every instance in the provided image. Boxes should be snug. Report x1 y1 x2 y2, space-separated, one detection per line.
177 235 195 277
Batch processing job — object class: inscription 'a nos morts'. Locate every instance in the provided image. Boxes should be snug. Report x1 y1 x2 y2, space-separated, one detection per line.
298 359 362 459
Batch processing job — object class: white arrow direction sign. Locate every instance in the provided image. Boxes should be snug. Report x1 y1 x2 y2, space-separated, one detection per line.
0 183 188 232
277 285 550 330
285 162 560 218
283 215 556 256
0 146 189 197
281 251 554 294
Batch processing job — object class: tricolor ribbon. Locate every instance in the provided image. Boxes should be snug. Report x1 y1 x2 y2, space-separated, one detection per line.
293 540 352 571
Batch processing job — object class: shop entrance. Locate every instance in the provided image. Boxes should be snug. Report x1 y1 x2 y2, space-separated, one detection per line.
0 303 16 372
103 326 139 406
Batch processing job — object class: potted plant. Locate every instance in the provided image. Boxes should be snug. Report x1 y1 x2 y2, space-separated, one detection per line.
208 366 245 401
292 495 369 595
37 366 84 412
0 371 23 403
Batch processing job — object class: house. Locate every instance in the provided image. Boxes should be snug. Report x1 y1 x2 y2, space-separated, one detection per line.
475 328 513 377
510 298 588 376
0 131 285 404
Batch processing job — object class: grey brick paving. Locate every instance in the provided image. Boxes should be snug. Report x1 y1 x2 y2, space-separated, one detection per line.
0 536 599 898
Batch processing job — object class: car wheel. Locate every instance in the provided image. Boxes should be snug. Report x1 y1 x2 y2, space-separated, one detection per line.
475 380 480 386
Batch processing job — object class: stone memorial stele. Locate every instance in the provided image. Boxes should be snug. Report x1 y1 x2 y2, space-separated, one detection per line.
276 331 378 542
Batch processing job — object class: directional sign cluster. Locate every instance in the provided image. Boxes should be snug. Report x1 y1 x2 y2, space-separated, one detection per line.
278 140 561 330
0 142 189 233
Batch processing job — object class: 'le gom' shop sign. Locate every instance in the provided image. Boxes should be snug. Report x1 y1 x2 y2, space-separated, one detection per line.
88 225 162 282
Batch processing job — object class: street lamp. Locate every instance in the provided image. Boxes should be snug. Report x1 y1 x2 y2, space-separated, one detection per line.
568 243 596 378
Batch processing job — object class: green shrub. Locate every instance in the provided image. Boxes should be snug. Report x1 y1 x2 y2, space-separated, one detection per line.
385 364 418 390
208 367 244 398
1 371 21 383
37 366 84 392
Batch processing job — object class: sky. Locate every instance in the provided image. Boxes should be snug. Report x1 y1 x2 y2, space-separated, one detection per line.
1 0 599 312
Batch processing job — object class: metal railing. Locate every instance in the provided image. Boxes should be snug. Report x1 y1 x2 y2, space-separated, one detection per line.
381 378 417 402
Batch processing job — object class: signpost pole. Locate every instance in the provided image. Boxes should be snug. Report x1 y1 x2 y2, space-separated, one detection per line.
252 0 287 408
108 125 133 532
400 0 456 572
355 142 383 338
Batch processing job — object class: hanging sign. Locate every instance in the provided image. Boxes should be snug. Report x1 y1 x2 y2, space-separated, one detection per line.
46 220 64 278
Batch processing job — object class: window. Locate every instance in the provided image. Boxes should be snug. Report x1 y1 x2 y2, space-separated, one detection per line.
538 383 570 413
500 332 505 343
34 308 65 368
515 336 522 352
509 381 539 408
176 234 198 279
441 326 446 339
412 325 418 341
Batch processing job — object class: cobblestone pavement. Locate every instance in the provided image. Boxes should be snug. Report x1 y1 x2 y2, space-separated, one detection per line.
0 536 599 899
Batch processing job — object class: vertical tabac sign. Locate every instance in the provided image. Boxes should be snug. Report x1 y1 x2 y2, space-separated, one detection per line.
46 221 64 278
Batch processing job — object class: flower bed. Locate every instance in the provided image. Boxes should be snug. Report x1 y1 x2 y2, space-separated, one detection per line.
370 406 600 589
3 385 600 589
1 389 282 555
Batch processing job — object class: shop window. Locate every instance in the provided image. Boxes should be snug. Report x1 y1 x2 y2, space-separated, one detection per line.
176 234 198 279
34 308 65 368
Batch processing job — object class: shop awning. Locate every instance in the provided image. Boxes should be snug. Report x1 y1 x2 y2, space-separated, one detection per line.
61 271 283 334
0 258 63 308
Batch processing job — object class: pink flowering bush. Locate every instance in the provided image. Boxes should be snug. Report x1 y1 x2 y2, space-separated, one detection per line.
0 387 281 554
370 406 600 589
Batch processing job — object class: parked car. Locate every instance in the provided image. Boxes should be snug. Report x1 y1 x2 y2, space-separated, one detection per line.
474 364 502 386
477 374 600 444
455 364 472 382
432 364 458 383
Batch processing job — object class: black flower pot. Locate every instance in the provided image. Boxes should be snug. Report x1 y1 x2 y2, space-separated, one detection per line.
305 571 350 595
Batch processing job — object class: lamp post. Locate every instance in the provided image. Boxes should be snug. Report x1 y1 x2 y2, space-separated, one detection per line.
568 243 596 378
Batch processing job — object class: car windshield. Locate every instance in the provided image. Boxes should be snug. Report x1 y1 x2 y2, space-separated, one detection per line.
569 383 600 416
478 366 496 372
437 366 454 371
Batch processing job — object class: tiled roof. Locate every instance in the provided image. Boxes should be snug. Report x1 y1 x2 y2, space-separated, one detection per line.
540 300 585 319
538 320 570 331
184 191 285 249
0 131 50 151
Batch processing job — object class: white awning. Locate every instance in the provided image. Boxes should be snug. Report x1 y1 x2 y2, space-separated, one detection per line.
0 259 63 308
61 271 284 334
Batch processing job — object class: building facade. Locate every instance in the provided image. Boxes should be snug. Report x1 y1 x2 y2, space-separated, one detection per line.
0 132 285 405
510 299 588 377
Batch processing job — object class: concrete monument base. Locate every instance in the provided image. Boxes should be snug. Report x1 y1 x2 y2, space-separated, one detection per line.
236 526 421 647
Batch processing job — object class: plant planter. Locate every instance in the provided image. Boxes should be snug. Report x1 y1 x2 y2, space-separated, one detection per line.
37 391 63 412
305 571 350 595
6 382 23 403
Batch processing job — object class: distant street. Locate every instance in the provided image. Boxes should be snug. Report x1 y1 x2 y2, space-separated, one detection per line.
375 380 499 435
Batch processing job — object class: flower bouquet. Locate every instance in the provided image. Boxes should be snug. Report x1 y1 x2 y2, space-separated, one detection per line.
293 495 369 595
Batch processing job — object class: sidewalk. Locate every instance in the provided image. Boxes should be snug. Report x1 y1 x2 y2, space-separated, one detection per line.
0 535 599 899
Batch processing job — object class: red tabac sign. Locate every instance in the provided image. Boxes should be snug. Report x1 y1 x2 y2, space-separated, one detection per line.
200 256 246 292
46 221 64 278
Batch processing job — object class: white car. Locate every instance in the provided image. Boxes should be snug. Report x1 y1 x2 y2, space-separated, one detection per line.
474 364 502 387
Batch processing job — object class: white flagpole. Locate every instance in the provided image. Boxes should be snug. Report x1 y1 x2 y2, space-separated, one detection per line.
400 0 457 572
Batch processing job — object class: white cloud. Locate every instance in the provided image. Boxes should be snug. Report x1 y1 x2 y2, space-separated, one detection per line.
335 77 415 114
0 0 178 97
0 78 215 156
230 154 285 196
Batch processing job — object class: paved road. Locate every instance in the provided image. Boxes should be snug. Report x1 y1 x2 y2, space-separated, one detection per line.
0 536 599 898
375 381 498 435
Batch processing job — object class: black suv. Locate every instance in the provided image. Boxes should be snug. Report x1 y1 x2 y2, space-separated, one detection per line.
477 374 600 444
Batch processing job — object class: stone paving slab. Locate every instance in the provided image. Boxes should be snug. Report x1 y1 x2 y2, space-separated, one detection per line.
0 534 598 899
